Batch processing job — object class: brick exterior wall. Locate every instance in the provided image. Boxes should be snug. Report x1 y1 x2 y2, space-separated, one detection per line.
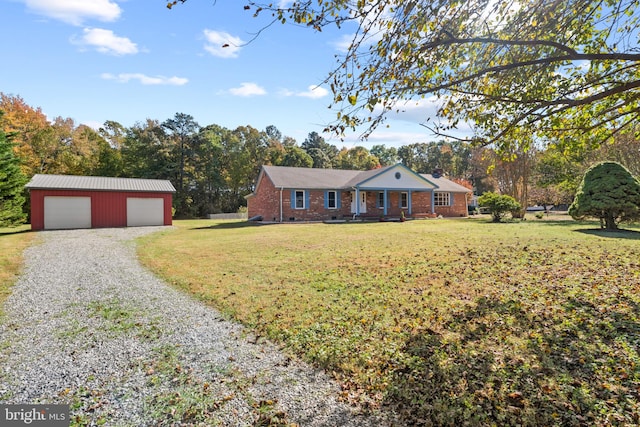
246 174 282 221
361 191 429 218
247 175 353 221
247 176 470 221
409 192 432 217
434 192 469 217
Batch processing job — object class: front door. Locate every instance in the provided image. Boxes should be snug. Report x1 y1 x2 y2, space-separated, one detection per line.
359 191 367 213
350 191 367 214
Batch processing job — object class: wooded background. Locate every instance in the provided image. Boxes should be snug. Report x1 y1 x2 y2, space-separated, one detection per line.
2 93 639 218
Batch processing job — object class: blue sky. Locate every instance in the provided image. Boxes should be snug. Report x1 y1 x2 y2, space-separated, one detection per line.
1 0 456 148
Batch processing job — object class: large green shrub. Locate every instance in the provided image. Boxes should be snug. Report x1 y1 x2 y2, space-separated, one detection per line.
477 192 521 223
569 161 640 230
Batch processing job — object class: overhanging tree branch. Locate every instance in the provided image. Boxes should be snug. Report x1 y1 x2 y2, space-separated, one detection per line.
422 36 581 56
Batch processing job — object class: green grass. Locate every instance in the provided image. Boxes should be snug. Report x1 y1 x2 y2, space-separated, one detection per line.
139 344 293 426
0 225 34 320
140 344 229 426
137 217 640 426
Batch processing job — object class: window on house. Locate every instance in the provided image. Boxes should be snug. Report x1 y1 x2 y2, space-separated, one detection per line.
434 192 451 206
378 192 385 208
327 191 337 209
295 190 305 209
400 192 408 208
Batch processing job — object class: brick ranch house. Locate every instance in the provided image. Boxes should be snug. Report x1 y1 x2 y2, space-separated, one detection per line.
246 163 472 222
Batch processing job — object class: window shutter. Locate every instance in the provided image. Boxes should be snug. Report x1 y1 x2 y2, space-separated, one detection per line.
305 191 310 210
337 191 342 209
290 190 295 208
324 191 328 209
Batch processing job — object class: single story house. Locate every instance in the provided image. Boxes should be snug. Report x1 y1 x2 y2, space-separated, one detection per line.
26 174 176 230
246 163 472 222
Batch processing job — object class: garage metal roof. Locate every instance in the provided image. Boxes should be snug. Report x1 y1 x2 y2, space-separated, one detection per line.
25 174 176 193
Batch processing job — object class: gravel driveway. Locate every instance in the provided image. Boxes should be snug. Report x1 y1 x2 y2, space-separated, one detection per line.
0 227 395 426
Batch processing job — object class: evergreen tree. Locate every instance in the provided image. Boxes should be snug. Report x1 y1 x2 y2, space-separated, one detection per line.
0 123 27 227
569 162 640 230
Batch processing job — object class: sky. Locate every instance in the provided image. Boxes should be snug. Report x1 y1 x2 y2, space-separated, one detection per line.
1 0 462 149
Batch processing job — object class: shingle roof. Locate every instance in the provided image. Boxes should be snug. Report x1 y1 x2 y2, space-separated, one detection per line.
421 174 471 193
262 166 365 189
25 174 176 193
260 165 471 192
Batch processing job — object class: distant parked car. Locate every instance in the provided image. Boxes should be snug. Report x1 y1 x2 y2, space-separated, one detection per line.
526 205 553 212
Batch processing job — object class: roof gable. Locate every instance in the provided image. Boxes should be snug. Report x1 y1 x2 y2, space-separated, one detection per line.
25 174 176 193
354 163 436 190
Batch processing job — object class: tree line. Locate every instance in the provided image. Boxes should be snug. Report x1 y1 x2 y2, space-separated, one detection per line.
2 93 640 222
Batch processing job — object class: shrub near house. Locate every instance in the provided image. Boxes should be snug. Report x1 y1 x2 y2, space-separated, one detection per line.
477 192 521 223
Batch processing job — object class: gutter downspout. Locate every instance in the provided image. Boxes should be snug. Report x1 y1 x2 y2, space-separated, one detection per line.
279 187 283 223
351 187 357 220
465 192 468 217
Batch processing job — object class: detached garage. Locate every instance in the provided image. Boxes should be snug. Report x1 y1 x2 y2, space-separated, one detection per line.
26 174 176 230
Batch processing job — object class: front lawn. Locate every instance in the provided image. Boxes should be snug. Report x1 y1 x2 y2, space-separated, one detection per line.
0 225 34 319
138 218 640 426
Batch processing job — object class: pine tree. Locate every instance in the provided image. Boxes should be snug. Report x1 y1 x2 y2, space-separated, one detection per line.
569 162 640 230
0 123 27 227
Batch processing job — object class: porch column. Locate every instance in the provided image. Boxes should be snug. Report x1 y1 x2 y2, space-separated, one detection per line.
384 189 388 216
355 188 360 216
431 190 435 214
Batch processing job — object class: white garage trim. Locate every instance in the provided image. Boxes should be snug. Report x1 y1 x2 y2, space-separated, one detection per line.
127 198 164 227
44 196 92 230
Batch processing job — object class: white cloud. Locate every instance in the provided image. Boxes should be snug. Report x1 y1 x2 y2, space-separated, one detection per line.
329 2 391 54
280 85 329 99
203 29 244 58
72 28 138 55
388 97 475 136
332 34 354 53
228 82 267 97
477 0 521 32
80 120 103 130
101 73 188 86
25 0 121 25
326 129 431 149
389 97 442 123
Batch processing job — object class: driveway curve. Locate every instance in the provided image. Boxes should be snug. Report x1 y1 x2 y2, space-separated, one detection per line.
0 227 394 426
